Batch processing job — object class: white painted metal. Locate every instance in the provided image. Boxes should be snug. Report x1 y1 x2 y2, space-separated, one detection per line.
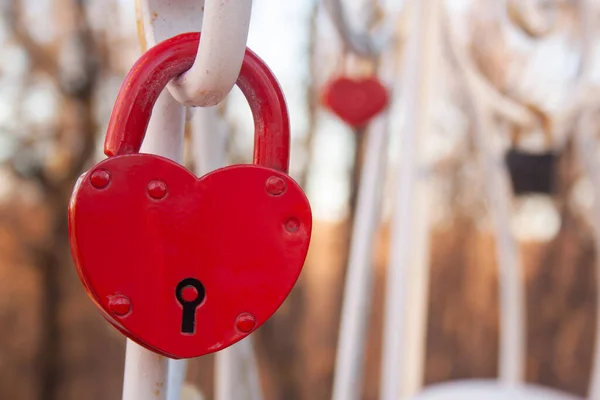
402 177 433 397
403 3 600 398
322 0 393 57
412 380 578 400
576 111 600 400
324 0 536 131
137 0 205 50
330 44 396 400
121 71 188 400
190 106 227 176
139 0 251 107
167 360 188 400
379 0 440 398
442 7 525 386
574 5 599 397
133 2 202 399
138 91 187 164
138 0 260 396
214 340 264 400
471 79 524 388
190 105 264 400
236 339 263 400
550 0 595 151
166 0 252 107
182 383 206 400
122 341 171 400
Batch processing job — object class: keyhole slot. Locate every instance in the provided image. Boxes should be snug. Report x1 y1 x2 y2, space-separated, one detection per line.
175 278 205 334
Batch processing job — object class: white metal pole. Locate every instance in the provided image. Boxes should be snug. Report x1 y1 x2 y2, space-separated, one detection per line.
403 175 434 397
122 90 187 400
574 3 598 396
331 49 396 400
122 341 171 400
379 0 439 398
167 360 189 400
237 338 263 400
575 112 600 399
136 2 216 397
442 8 525 385
128 3 194 399
214 341 264 400
473 97 524 387
190 106 264 400
400 2 440 395
191 106 227 176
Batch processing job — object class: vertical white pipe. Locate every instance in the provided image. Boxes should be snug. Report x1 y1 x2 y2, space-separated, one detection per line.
122 341 171 400
139 92 186 163
576 112 600 399
403 175 433 397
576 3 599 396
122 90 186 400
473 100 524 387
215 346 239 400
238 339 263 400
167 360 189 400
137 1 209 397
331 50 396 400
190 106 263 400
214 339 264 400
442 9 525 385
379 0 439 398
191 106 227 176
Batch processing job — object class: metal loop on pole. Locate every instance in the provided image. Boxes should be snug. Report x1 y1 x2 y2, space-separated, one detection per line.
323 0 394 58
138 0 253 107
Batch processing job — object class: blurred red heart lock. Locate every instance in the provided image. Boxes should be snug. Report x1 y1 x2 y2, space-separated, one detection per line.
321 76 389 128
68 32 313 359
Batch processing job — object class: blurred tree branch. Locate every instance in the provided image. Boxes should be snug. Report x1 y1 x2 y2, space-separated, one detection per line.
4 0 100 192
2 1 103 400
5 1 60 84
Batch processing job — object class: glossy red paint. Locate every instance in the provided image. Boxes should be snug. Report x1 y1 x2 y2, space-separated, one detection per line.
90 169 111 189
107 294 131 316
68 32 312 359
235 313 256 333
321 76 389 128
147 180 168 200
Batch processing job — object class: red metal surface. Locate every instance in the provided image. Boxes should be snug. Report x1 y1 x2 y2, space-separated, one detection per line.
68 32 312 359
321 76 389 128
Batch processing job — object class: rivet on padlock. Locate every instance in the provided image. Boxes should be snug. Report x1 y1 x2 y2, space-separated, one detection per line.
90 169 111 189
68 32 313 359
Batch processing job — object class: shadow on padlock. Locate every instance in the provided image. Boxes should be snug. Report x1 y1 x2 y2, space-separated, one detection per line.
68 32 313 359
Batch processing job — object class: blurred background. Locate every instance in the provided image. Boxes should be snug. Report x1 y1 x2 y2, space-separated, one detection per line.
2 0 600 399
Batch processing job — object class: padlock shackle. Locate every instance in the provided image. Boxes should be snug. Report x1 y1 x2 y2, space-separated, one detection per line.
104 32 290 173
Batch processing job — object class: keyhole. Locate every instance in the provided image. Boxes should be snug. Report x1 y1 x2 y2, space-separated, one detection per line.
175 278 205 334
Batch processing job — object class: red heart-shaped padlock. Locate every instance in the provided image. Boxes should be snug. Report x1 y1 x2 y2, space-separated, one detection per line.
70 156 311 359
321 77 389 128
68 33 313 358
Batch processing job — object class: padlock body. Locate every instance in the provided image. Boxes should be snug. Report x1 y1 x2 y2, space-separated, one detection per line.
69 154 312 359
321 77 389 128
505 149 557 195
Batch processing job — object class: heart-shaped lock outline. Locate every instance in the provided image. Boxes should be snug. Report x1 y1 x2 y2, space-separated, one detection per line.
68 32 313 358
321 76 389 128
